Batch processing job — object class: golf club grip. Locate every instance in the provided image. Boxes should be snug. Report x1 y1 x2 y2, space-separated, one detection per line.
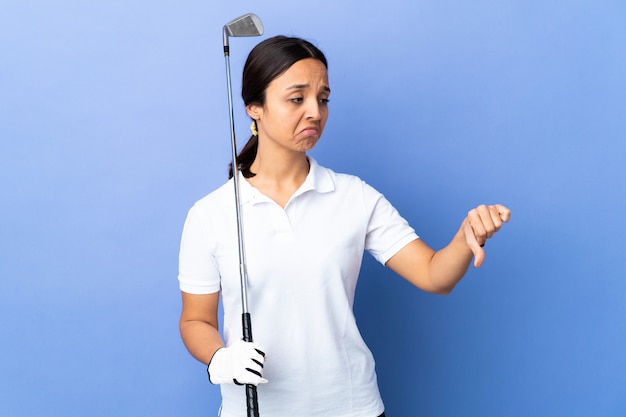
242 312 253 342
242 313 259 416
246 384 260 417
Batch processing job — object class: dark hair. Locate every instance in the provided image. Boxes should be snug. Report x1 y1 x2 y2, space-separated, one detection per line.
228 35 328 178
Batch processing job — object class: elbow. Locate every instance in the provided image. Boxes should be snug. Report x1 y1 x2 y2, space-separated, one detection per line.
429 282 455 296
425 270 462 295
406 275 456 295
437 287 454 296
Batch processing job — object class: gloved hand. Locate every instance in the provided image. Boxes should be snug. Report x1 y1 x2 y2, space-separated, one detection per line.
207 340 268 385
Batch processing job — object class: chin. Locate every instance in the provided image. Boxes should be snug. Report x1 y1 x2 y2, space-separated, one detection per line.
300 140 319 152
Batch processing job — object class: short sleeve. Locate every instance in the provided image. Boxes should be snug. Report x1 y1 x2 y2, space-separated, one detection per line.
177 203 222 294
363 183 419 265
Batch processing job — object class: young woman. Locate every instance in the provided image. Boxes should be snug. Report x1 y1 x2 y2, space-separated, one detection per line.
178 35 510 417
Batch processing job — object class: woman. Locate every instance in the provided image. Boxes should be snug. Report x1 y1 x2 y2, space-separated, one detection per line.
178 35 510 417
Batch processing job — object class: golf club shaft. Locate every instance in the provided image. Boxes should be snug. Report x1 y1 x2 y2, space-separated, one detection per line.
224 45 260 417
224 50 251 317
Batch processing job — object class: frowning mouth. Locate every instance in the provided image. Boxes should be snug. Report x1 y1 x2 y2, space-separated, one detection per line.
299 126 320 136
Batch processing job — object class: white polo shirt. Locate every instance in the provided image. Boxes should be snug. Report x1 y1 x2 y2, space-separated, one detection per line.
178 157 418 417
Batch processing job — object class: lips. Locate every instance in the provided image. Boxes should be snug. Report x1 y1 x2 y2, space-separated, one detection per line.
299 126 320 136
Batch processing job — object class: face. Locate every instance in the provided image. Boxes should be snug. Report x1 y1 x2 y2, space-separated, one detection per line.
247 58 330 154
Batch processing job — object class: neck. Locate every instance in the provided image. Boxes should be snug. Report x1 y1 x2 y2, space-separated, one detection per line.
250 148 310 184
247 148 310 208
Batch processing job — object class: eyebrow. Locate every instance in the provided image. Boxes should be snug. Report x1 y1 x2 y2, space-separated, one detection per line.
286 83 331 93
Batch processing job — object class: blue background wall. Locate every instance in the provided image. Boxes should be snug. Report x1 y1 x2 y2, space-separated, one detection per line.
1 1 625 416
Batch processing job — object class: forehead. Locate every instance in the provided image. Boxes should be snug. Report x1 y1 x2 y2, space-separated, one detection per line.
270 58 329 88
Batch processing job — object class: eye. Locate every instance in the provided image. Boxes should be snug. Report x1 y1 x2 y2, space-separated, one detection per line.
289 97 304 104
319 98 330 105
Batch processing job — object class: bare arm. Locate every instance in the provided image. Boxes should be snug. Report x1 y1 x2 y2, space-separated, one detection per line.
179 291 224 365
386 204 511 295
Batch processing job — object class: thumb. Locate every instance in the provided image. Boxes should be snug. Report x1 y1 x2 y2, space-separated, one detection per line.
464 220 485 268
495 203 511 223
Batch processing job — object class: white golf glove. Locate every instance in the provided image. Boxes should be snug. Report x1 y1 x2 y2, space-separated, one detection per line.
207 340 268 386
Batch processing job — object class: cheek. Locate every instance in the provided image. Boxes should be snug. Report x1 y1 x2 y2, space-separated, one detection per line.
320 108 330 126
272 105 298 123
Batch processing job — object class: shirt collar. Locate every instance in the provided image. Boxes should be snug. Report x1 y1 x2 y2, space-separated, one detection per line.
237 156 335 206
298 156 335 195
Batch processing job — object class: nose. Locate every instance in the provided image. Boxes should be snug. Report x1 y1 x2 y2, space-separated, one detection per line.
305 98 321 121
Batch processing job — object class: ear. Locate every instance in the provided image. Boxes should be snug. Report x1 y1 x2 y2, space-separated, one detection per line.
246 103 262 120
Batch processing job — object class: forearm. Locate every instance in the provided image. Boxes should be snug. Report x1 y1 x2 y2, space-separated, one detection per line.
386 231 472 295
180 320 224 365
426 224 474 295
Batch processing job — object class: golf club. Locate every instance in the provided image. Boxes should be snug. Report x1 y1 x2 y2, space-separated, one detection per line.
222 13 264 417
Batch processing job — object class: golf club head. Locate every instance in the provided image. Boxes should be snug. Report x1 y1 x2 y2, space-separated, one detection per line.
223 13 264 50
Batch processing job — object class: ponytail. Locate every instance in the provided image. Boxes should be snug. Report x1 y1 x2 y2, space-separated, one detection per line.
228 134 258 179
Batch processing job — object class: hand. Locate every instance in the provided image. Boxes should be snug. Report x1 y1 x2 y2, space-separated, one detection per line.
463 204 511 268
207 340 268 385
